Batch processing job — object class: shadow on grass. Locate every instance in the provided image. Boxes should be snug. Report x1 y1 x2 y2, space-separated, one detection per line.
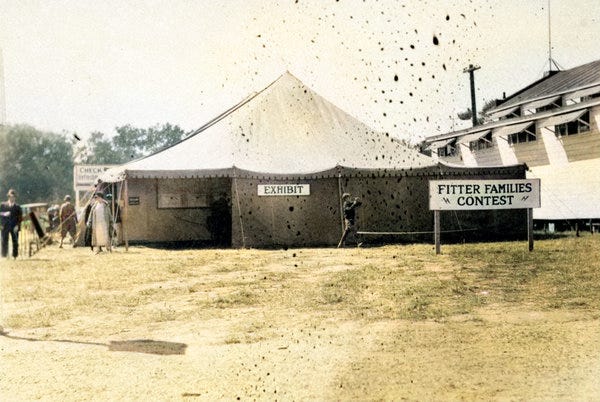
108 339 187 355
0 330 187 355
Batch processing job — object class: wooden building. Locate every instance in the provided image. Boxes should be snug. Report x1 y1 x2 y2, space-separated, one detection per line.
423 59 600 230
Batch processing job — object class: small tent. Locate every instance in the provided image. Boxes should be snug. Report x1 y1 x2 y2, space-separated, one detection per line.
100 72 526 247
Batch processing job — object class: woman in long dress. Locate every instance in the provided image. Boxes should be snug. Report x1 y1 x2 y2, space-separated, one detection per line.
87 192 113 253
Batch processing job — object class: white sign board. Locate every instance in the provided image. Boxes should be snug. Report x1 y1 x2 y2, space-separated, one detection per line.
73 164 117 190
258 184 310 196
429 179 540 210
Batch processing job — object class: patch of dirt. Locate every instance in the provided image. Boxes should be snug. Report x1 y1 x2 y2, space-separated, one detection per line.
2 309 599 400
2 242 600 400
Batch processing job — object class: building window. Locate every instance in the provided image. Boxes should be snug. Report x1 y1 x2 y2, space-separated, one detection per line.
469 132 494 151
555 111 591 137
536 98 562 113
438 140 457 157
508 124 536 145
508 131 536 145
582 92 600 102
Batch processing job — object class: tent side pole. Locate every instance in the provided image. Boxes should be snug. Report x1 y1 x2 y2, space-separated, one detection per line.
337 172 344 233
233 171 246 248
123 178 129 251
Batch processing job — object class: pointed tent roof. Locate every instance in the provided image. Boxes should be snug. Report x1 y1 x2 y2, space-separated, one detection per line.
101 72 436 181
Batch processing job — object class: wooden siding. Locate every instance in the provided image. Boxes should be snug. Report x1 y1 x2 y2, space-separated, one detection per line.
512 138 550 166
561 105 600 163
435 105 600 169
473 145 503 166
561 129 600 162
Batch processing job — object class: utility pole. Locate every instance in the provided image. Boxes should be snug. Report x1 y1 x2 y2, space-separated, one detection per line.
463 64 480 126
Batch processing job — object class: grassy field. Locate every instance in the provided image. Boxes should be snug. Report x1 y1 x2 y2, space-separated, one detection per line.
1 234 599 400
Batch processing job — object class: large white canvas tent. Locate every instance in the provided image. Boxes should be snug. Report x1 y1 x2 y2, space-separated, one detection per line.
101 72 435 180
100 72 526 247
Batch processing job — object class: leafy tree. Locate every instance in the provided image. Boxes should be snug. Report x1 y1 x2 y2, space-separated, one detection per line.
0 124 74 204
78 123 187 164
76 131 121 164
457 99 498 125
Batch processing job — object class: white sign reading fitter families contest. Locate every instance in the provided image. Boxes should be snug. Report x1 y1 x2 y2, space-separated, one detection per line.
429 179 540 210
258 184 310 196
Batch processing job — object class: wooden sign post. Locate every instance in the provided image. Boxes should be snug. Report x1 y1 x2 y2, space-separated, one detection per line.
429 179 541 255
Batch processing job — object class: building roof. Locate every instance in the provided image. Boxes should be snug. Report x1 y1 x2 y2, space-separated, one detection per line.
488 59 600 115
424 96 600 144
100 72 436 181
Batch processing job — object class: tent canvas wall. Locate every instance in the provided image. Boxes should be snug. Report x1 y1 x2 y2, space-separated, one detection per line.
100 72 527 247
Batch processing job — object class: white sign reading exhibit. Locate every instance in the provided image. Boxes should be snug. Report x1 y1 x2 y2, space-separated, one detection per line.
257 184 310 196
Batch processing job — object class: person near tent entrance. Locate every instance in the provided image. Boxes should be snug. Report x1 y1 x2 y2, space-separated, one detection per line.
207 192 232 247
0 189 23 259
59 195 77 248
337 192 362 248
86 191 113 254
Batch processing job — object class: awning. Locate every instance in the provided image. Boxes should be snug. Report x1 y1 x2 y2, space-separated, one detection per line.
457 130 491 145
427 137 455 150
493 121 535 138
522 95 561 111
565 85 600 101
487 106 520 120
539 109 587 128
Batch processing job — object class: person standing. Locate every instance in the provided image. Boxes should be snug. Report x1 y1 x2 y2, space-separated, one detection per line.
59 195 77 248
337 192 363 248
207 193 232 247
0 189 23 259
86 192 113 253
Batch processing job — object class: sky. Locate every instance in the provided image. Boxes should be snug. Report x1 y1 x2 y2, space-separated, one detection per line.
1 0 599 144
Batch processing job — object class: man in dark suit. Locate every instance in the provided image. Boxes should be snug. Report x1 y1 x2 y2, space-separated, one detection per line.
0 189 23 259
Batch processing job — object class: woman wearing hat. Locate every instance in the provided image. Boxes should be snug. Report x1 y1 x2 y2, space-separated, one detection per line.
86 191 113 253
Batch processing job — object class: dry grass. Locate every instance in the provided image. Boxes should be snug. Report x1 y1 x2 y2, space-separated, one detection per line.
1 234 599 400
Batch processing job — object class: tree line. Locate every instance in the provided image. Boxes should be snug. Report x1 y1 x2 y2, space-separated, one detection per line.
0 123 188 204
